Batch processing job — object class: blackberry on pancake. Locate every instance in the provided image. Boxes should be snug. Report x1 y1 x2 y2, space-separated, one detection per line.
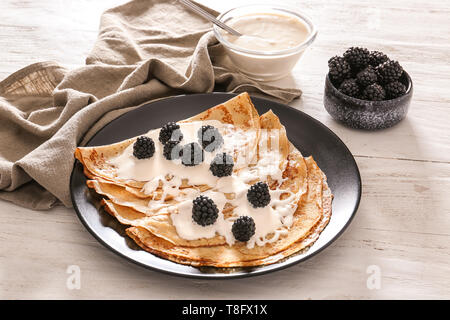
232 216 256 242
159 122 183 145
133 136 155 159
247 182 271 208
192 195 219 226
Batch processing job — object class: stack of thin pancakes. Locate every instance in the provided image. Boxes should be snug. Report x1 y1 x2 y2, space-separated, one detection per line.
74 93 332 267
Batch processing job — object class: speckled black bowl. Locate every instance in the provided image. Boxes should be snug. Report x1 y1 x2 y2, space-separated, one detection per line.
323 72 413 130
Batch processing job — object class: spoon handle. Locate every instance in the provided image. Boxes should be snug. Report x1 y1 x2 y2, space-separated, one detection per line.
179 0 242 36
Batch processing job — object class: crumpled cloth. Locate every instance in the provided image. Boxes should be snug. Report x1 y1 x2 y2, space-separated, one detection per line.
0 0 301 210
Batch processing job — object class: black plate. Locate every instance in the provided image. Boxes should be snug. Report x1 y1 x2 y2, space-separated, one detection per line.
70 93 361 279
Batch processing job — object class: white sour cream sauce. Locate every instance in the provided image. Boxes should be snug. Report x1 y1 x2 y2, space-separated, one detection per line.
223 13 309 53
108 121 303 249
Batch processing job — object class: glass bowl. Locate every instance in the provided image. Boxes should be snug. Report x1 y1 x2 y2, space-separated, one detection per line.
213 5 317 81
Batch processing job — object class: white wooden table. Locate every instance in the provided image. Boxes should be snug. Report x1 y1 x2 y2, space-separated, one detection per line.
0 0 449 299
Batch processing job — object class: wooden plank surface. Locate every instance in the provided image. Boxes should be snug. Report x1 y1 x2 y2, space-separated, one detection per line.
0 0 449 299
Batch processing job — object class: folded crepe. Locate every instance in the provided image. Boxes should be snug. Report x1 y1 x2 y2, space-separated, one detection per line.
74 92 332 267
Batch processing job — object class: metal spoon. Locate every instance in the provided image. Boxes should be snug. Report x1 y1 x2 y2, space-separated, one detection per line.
178 0 242 36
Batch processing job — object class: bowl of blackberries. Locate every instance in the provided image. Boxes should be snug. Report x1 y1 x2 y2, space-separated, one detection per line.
324 47 413 130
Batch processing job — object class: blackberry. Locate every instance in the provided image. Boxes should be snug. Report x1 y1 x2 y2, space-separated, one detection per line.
376 60 404 84
362 83 386 101
247 182 271 208
343 47 370 71
181 142 204 166
368 51 389 67
209 153 234 177
133 136 155 159
197 125 223 152
192 195 218 226
338 78 360 98
328 56 351 84
159 122 183 145
384 81 407 99
356 66 378 87
163 140 183 160
232 216 256 242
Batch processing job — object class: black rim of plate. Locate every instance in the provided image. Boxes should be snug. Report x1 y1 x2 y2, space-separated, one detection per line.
70 92 362 279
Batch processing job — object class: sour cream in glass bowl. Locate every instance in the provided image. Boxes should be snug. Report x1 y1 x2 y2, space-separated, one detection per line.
213 5 317 81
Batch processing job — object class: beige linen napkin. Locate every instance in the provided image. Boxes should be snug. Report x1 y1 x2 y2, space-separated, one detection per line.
0 0 301 210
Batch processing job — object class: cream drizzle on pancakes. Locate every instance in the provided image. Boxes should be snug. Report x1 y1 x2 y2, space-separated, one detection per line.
108 120 304 249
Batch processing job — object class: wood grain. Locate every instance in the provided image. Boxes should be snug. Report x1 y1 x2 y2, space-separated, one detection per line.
0 0 449 299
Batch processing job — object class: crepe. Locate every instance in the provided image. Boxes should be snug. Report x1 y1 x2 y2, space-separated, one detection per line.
74 92 333 268
74 92 261 189
123 156 331 267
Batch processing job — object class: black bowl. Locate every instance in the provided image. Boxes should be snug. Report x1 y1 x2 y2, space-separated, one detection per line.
323 72 413 130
